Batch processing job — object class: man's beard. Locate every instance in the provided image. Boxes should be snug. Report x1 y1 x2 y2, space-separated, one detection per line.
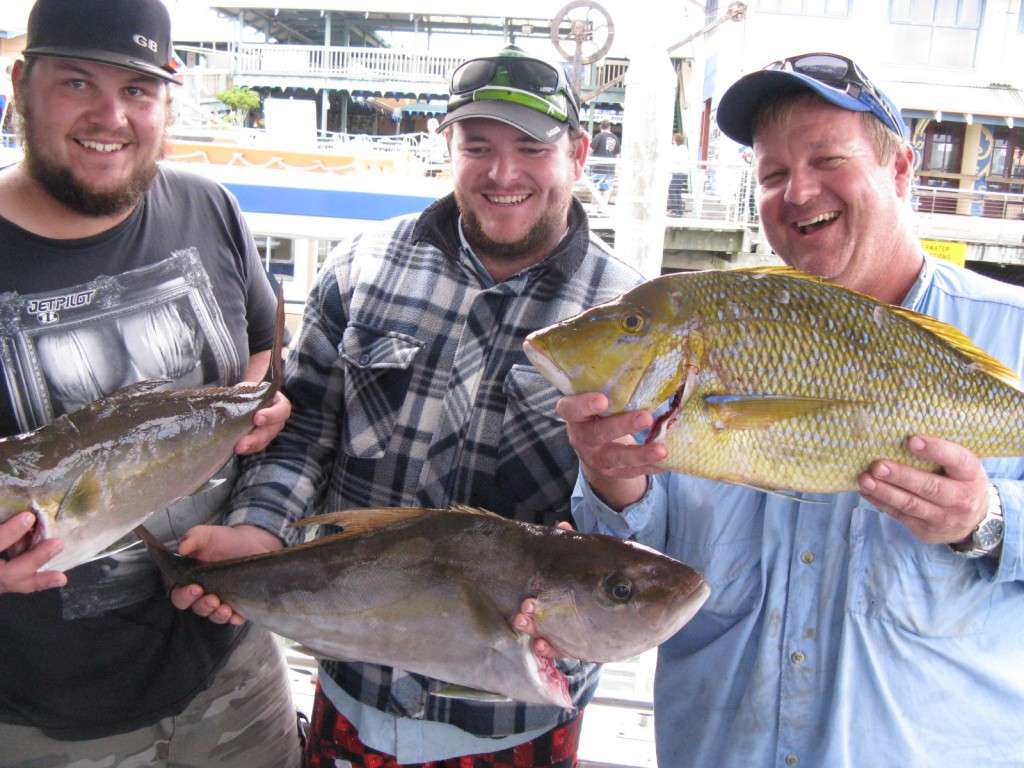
18 104 164 217
457 191 571 262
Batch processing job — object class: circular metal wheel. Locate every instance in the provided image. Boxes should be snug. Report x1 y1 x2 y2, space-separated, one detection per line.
550 0 615 66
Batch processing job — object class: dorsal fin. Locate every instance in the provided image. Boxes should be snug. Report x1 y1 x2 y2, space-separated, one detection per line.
888 306 1021 389
289 507 446 539
288 505 502 541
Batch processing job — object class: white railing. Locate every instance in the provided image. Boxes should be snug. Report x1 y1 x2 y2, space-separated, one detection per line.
581 158 759 227
236 44 464 86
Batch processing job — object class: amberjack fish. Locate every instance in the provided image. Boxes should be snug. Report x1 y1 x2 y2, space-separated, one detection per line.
0 283 284 572
137 506 710 707
524 266 1024 493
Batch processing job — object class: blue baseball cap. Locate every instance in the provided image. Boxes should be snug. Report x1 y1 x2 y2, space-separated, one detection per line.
717 52 907 147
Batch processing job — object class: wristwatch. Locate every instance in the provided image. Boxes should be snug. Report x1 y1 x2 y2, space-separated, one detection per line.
949 484 1004 559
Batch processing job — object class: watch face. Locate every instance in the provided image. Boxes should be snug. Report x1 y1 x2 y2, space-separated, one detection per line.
976 519 1005 550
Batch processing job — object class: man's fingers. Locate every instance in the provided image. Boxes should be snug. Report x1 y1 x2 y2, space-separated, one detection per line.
0 538 67 594
906 435 982 482
556 392 609 423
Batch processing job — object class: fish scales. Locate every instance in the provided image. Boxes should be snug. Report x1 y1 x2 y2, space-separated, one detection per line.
137 507 710 707
524 267 1024 493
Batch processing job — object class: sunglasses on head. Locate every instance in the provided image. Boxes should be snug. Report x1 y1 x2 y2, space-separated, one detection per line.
448 55 580 126
763 52 904 138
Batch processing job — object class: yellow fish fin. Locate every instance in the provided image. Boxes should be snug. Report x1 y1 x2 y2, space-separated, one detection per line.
56 470 100 521
289 507 447 537
704 394 858 430
888 306 1021 389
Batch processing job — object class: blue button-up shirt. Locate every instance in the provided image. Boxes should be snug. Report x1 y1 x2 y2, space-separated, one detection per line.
573 258 1024 767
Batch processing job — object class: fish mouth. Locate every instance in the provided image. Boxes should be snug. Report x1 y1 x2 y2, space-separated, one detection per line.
793 210 839 235
523 339 576 395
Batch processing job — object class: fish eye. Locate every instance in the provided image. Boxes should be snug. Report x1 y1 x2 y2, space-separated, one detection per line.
621 313 645 334
604 573 635 604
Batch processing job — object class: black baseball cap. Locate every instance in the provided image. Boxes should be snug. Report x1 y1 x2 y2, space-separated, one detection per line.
23 0 183 85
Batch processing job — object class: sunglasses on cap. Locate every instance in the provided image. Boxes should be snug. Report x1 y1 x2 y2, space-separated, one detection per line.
763 52 905 139
447 54 580 127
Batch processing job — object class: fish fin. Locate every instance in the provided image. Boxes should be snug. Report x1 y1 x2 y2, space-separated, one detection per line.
730 481 830 505
430 684 512 703
108 378 176 398
289 507 447 536
703 394 856 430
888 306 1021 389
448 504 503 518
133 525 199 587
55 471 100 521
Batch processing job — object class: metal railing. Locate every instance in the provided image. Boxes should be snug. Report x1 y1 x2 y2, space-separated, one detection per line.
581 158 759 227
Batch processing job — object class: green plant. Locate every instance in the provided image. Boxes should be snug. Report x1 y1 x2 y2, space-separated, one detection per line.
217 86 261 125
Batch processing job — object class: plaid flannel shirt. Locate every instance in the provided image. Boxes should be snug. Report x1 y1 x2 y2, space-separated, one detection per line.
228 193 643 738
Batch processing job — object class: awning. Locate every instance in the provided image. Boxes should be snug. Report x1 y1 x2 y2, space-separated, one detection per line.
883 80 1024 126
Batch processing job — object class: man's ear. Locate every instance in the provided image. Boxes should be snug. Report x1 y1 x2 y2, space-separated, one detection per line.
893 144 915 198
573 131 591 180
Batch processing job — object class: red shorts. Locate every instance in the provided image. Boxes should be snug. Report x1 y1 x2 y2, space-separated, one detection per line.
303 682 583 768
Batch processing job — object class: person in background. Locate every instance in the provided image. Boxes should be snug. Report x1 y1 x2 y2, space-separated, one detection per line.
223 44 643 768
667 131 691 216
519 51 1024 767
0 1 299 765
589 119 619 206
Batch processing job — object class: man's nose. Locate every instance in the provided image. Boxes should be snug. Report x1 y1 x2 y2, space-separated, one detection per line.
82 90 129 128
784 167 818 206
487 151 520 184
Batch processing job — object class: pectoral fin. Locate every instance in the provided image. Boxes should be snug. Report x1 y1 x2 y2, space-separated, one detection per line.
704 394 859 431
431 684 512 702
56 471 100 521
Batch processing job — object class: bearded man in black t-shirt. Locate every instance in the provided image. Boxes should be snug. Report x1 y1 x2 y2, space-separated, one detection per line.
0 1 300 766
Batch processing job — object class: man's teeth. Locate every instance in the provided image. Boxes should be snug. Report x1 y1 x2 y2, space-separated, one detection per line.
487 193 530 204
794 211 835 230
796 211 839 232
78 140 124 153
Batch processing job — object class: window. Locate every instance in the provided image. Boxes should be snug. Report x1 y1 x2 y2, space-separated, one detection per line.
990 126 1024 179
316 239 341 268
757 0 849 16
889 0 985 67
706 0 719 24
920 121 965 172
255 235 295 279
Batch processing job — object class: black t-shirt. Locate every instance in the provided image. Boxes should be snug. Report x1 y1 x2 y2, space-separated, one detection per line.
0 166 277 739
590 130 620 158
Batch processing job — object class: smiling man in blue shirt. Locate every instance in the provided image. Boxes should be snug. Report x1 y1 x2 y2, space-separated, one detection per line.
520 53 1024 767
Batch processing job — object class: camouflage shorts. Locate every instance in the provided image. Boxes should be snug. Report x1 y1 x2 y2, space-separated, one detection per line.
0 628 302 768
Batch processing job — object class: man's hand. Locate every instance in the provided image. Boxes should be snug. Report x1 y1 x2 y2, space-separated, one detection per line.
558 392 667 510
0 513 67 594
169 524 283 625
512 521 575 658
858 435 990 545
234 391 291 455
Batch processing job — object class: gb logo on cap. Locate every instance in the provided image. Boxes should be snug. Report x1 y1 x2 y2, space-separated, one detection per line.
133 34 159 53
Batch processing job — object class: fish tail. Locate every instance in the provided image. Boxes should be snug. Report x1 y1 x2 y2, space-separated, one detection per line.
133 525 196 588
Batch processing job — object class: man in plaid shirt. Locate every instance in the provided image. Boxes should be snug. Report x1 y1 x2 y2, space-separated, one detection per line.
222 45 644 767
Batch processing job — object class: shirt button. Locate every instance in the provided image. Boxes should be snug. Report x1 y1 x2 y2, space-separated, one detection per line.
786 754 799 766
800 550 814 564
790 651 805 665
359 354 370 365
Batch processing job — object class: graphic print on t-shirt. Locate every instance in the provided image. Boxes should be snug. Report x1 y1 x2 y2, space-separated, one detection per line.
0 248 240 433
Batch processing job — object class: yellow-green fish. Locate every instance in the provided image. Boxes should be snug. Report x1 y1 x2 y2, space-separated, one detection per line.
523 266 1024 494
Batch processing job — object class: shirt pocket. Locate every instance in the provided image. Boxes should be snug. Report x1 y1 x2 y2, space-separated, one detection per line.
847 504 994 637
339 324 421 459
493 365 578 524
